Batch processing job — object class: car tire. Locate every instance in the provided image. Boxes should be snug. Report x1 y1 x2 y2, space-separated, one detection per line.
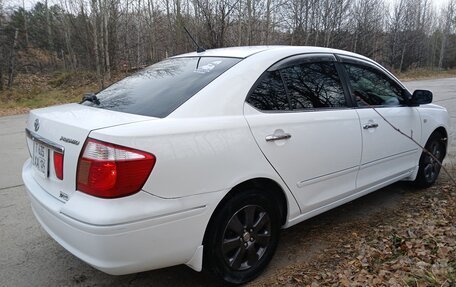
203 189 281 285
413 132 445 188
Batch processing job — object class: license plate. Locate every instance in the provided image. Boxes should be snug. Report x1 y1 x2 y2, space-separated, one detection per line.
32 141 49 178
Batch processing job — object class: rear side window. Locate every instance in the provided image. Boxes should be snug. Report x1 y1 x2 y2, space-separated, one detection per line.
344 63 406 106
81 57 241 118
247 71 290 111
281 62 346 109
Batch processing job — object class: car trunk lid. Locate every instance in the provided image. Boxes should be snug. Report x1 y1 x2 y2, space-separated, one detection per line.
25 103 154 202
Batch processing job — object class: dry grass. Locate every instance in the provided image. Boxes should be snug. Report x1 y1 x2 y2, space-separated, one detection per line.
396 68 456 82
0 72 99 116
0 71 124 116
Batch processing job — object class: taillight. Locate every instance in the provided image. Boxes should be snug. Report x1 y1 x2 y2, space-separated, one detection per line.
53 151 64 180
76 138 156 198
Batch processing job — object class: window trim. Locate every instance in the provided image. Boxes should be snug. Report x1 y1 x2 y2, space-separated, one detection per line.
245 53 354 113
334 62 356 108
268 54 337 71
336 55 412 108
336 55 403 85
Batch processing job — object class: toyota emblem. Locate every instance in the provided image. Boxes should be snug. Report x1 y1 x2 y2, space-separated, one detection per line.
34 119 40 132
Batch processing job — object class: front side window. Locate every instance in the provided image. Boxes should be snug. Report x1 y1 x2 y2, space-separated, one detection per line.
344 63 406 107
247 71 290 111
81 57 241 118
281 62 347 109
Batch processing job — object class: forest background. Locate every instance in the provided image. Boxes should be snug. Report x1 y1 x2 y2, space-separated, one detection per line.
0 0 455 114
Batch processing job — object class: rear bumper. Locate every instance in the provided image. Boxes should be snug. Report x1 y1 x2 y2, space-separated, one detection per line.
22 159 222 274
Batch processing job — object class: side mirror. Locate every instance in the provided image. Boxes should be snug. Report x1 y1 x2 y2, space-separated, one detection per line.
80 92 100 105
410 90 432 106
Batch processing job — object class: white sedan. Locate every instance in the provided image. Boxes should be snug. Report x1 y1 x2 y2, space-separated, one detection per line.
22 46 449 284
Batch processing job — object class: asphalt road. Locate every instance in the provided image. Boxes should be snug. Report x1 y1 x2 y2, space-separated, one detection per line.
0 78 455 286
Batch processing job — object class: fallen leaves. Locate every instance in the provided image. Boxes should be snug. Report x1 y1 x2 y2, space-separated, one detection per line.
251 179 456 287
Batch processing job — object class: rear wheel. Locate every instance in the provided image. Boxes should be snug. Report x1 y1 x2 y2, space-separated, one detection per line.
203 189 281 285
414 132 445 188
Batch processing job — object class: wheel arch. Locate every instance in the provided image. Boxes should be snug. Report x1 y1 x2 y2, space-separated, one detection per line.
202 177 289 246
430 126 448 157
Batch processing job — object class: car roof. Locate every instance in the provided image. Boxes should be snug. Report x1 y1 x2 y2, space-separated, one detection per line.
173 45 371 61
173 46 271 58
169 45 400 119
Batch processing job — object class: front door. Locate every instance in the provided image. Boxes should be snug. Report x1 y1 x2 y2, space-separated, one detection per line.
341 61 422 189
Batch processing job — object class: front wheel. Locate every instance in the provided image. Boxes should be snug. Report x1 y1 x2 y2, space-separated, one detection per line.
414 132 446 188
203 189 281 285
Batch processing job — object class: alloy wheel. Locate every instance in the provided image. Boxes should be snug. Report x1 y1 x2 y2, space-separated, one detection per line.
423 141 443 183
221 205 272 271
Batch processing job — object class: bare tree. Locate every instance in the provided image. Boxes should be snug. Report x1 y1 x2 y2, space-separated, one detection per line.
91 0 104 88
1 0 456 90
45 0 53 53
7 28 19 89
438 0 455 69
102 0 111 79
0 0 4 91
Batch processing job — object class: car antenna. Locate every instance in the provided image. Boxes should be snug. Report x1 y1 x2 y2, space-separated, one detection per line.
183 26 206 53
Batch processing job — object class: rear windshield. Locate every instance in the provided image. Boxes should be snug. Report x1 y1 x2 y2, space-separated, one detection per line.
81 57 241 117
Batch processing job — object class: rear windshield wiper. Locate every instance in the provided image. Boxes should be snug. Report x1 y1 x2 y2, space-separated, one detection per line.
80 93 100 105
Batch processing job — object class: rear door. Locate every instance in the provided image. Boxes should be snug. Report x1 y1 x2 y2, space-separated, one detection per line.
339 56 422 189
244 54 362 213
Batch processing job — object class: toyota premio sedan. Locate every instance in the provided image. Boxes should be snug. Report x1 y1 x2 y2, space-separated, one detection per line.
23 46 449 284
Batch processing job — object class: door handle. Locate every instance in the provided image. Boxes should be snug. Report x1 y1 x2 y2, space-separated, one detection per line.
363 123 379 129
265 133 292 142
